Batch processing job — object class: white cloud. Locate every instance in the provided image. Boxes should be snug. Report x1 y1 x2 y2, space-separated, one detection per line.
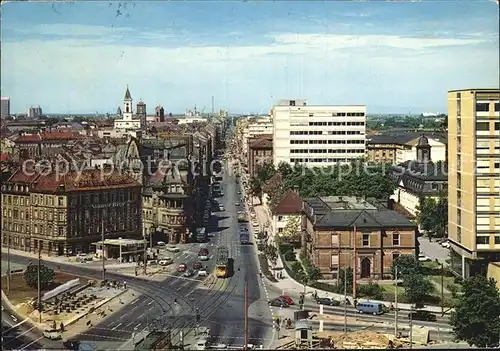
13 23 135 37
2 28 498 114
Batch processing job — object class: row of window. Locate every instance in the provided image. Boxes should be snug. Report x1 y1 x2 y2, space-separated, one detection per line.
290 149 365 154
308 121 365 127
330 233 401 246
476 102 500 112
2 194 64 207
290 130 363 136
2 208 65 221
3 222 65 236
476 122 500 131
290 139 365 145
290 158 358 163
477 236 500 245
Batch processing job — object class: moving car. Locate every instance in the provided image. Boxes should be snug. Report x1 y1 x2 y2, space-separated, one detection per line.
184 269 195 278
63 339 81 350
408 310 437 322
199 248 209 260
269 297 289 307
316 297 340 306
177 264 187 272
43 330 62 340
235 202 240 206
193 262 203 270
167 246 180 253
158 258 173 266
219 205 225 211
198 269 208 277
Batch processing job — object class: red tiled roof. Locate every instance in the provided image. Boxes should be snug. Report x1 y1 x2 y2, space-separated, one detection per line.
16 131 82 143
6 168 140 193
272 189 303 215
249 135 273 149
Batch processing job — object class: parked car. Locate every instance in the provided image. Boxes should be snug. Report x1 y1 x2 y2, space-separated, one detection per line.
184 269 195 278
235 202 240 206
418 253 431 262
177 264 187 272
269 298 289 307
167 246 180 253
193 262 203 270
280 295 294 305
316 297 340 306
441 241 450 248
198 269 208 277
199 248 209 256
157 241 166 246
219 205 225 211
408 310 437 322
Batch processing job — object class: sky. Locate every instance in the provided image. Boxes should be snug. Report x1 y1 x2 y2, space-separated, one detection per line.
1 1 499 115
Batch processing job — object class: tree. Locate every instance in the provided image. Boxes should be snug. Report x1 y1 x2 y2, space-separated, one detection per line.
417 196 448 240
281 216 301 244
256 162 276 183
265 244 278 266
248 177 263 204
450 276 500 348
402 273 434 308
390 255 422 278
277 161 293 178
24 264 55 290
338 267 354 294
306 266 322 284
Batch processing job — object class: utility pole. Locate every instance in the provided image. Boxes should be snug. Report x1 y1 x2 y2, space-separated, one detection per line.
394 266 399 338
409 305 413 349
7 234 11 294
343 267 347 333
143 233 147 276
440 262 444 316
101 218 106 281
244 278 249 350
37 247 42 323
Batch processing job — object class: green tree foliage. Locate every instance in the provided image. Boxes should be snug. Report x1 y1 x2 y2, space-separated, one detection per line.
265 244 278 266
277 161 293 178
281 216 301 243
278 161 396 199
402 273 434 308
256 162 276 183
358 283 385 300
390 255 422 278
249 177 263 201
24 264 55 290
417 196 448 240
337 267 354 294
450 276 500 348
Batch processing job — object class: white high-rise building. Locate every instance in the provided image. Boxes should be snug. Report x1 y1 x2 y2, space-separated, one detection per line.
272 99 366 168
1 97 10 118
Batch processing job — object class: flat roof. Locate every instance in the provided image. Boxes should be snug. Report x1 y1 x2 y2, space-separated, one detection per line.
448 88 500 93
93 239 144 246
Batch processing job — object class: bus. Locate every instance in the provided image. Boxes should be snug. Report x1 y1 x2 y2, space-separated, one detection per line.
215 246 229 278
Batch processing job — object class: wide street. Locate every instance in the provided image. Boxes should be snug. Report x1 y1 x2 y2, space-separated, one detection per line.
4 166 273 349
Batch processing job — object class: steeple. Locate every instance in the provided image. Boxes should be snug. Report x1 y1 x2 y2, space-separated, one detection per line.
416 134 431 163
124 86 132 100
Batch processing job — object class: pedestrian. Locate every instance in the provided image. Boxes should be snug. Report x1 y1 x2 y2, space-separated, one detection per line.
60 322 65 332
123 281 127 289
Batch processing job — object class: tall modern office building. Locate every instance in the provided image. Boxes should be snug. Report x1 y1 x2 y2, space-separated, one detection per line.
271 99 366 168
1 97 10 118
447 89 500 278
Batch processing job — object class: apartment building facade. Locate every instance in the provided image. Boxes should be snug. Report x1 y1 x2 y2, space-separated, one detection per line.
241 116 273 156
247 134 273 177
271 100 366 168
1 169 142 256
447 89 500 278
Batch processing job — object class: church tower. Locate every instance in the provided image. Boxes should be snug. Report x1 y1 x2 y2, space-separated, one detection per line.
416 135 431 163
123 86 133 121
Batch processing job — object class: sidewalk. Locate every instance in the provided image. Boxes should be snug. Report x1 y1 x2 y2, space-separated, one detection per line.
2 248 172 282
248 200 453 315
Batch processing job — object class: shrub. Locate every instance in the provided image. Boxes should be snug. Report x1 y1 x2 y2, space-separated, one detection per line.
358 283 384 300
283 250 296 261
258 254 278 283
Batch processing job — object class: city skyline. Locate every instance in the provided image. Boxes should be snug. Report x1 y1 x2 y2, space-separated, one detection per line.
1 1 498 115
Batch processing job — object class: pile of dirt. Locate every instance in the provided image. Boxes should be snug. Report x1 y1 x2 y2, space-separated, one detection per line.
334 331 403 349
